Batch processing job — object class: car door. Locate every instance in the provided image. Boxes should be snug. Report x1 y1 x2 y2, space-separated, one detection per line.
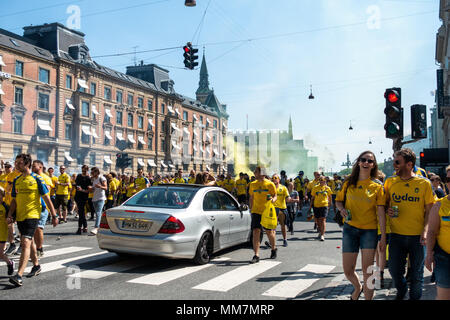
203 191 230 249
217 191 246 244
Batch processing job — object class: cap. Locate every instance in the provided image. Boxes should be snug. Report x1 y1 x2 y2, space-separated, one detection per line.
4 162 12 167
299 171 304 175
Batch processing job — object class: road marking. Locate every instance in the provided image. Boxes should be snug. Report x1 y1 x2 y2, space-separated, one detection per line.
128 257 230 285
262 264 335 298
24 252 110 274
193 260 281 292
69 260 148 279
0 246 92 266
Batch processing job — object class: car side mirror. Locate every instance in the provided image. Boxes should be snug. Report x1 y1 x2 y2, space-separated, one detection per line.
239 204 248 211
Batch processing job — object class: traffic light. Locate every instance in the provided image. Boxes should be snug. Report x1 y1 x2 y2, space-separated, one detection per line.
116 153 131 169
384 87 403 139
182 43 198 70
411 104 427 139
116 153 124 168
124 155 132 168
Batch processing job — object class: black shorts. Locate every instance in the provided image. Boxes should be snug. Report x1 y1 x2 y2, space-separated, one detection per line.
55 195 69 210
298 190 304 200
17 219 39 239
251 213 263 230
276 208 288 225
313 207 328 219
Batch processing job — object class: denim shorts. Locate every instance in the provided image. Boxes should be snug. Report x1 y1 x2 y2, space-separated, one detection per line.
342 223 378 253
38 209 49 229
434 244 450 289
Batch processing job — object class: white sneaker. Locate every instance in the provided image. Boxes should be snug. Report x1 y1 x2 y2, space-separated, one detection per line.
89 228 98 235
320 235 325 241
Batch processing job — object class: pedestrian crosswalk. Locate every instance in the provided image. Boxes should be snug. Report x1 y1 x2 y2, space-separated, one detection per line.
2 244 348 299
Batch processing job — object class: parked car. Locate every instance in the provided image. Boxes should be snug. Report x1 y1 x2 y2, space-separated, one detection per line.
97 184 252 264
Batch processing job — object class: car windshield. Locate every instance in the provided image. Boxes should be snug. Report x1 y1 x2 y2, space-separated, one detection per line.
123 186 198 209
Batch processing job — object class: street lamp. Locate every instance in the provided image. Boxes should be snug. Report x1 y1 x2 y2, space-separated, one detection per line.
349 121 353 130
308 85 314 99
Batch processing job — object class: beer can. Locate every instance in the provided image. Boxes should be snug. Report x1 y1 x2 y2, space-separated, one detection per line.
392 206 399 218
345 209 352 221
266 194 272 201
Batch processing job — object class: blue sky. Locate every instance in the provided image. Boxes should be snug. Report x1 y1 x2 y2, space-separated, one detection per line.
1 0 440 172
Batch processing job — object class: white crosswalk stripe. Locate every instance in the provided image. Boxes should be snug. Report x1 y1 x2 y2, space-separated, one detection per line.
24 252 109 274
127 257 230 285
69 259 149 279
192 260 281 292
0 246 91 266
262 264 335 298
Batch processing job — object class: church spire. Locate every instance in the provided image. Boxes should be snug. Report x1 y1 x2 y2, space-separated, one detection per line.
288 115 293 140
196 51 211 103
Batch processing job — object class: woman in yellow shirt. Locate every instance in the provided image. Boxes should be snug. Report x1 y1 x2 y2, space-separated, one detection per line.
426 165 450 300
308 176 332 242
126 176 136 199
335 151 386 300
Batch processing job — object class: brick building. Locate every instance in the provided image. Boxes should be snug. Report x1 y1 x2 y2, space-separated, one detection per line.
0 23 229 175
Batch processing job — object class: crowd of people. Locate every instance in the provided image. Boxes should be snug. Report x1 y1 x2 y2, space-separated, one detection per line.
0 148 449 301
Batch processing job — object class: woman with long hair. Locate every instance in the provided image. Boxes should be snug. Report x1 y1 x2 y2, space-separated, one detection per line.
335 151 386 300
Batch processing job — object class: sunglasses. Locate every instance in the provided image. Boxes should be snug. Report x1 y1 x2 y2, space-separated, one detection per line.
359 157 374 164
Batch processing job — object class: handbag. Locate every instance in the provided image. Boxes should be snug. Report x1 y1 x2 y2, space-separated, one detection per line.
261 201 278 230
333 183 347 227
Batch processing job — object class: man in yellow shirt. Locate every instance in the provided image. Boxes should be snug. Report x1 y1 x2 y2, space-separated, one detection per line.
135 168 150 192
384 148 435 300
248 166 277 264
223 173 236 195
174 171 186 184
188 170 196 184
235 173 248 204
55 165 71 223
7 154 58 287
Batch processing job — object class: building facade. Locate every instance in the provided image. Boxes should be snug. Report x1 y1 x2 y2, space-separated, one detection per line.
0 23 228 175
435 0 450 153
226 117 318 178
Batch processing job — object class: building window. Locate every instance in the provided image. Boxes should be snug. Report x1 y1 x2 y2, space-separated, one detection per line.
13 146 22 159
148 136 153 150
14 87 23 105
148 99 153 111
38 93 49 111
81 130 90 144
36 149 49 166
116 111 123 125
13 115 23 134
128 113 133 127
65 123 72 140
183 111 188 121
161 139 165 152
138 116 143 129
15 61 24 77
104 86 111 100
90 153 96 166
213 119 218 129
200 115 203 123
90 82 96 96
81 101 90 117
138 97 143 109
36 123 49 137
116 90 123 103
66 75 72 89
39 68 50 84
127 93 134 106
161 103 166 114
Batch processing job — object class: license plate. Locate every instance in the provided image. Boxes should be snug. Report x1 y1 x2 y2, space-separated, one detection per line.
120 219 151 231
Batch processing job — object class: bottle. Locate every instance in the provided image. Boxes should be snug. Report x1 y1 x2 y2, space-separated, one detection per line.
392 206 399 218
345 209 352 221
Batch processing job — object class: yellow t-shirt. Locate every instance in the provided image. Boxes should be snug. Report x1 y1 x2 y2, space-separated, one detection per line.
12 173 49 221
273 184 289 210
126 183 136 197
49 175 58 196
336 179 385 230
5 170 21 205
223 179 236 193
294 177 305 192
188 177 196 184
327 180 336 195
216 180 224 188
307 179 319 193
40 173 54 190
437 196 450 254
174 177 185 184
249 179 277 215
235 179 248 196
107 180 117 201
135 176 149 192
56 173 71 196
152 181 161 186
384 175 435 236
0 173 8 190
311 185 332 208
0 202 9 242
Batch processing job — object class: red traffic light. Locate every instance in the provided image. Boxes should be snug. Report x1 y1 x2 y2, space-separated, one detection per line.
183 46 190 53
420 152 425 158
385 90 399 103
